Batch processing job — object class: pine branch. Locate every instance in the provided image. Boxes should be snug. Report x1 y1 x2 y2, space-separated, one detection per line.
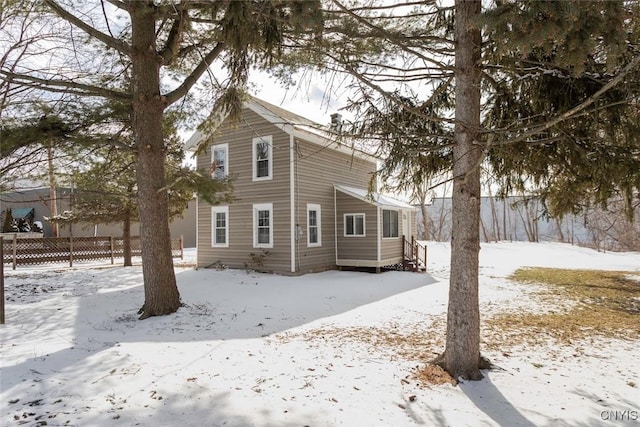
43 0 131 55
0 70 130 100
490 54 640 146
330 0 454 62
164 42 225 106
322 51 454 125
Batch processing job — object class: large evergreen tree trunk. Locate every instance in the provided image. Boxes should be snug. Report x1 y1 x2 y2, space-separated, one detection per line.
441 0 483 381
122 211 132 267
130 3 180 319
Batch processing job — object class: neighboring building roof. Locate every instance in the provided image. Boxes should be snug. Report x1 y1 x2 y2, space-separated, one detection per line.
184 96 376 162
10 207 35 217
335 185 414 209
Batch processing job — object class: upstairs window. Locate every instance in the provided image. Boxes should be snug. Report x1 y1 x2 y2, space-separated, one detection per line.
344 213 365 237
307 204 321 247
210 143 228 179
383 209 399 238
252 135 272 181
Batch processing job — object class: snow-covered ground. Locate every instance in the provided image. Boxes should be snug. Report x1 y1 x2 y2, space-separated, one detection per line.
1 242 639 426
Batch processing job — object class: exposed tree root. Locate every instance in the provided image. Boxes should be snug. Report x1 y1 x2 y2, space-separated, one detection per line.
431 353 493 383
137 301 183 320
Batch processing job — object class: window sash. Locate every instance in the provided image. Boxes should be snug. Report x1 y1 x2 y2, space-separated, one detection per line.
383 210 399 238
211 207 229 247
307 204 321 246
211 144 228 179
256 157 269 178
253 203 273 248
253 136 272 180
257 210 270 243
344 214 365 236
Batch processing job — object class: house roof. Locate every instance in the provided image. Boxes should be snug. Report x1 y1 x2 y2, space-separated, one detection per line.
250 96 318 128
334 185 414 209
184 96 376 162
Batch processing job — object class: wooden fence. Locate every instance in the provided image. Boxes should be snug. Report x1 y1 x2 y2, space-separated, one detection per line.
1 235 183 269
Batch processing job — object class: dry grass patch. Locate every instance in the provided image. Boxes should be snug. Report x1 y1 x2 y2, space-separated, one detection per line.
275 319 453 387
485 268 640 346
276 317 447 363
412 364 456 387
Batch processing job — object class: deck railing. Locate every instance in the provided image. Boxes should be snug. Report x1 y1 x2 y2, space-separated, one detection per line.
402 235 427 272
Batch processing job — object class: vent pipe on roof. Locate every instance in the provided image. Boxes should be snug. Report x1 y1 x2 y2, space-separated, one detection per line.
330 113 342 133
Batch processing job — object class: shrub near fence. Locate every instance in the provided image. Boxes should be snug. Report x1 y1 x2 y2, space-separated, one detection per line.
1 235 183 269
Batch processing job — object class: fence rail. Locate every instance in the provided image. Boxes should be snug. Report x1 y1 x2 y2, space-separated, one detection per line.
1 235 183 269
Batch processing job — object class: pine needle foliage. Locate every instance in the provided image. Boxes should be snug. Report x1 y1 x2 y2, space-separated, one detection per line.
482 0 640 218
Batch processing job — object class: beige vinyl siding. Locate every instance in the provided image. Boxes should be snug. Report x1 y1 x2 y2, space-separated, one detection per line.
294 138 377 272
380 238 403 262
197 109 291 272
335 191 377 261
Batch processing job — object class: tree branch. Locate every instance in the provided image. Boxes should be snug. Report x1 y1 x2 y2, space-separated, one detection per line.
0 70 130 100
330 0 454 62
164 42 225 106
43 0 131 55
154 1 219 17
489 54 640 145
159 15 185 65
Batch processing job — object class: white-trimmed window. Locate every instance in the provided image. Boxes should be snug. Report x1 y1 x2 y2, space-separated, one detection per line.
344 213 365 237
307 204 321 247
253 203 273 248
383 209 399 238
211 206 229 247
252 135 272 181
210 143 228 179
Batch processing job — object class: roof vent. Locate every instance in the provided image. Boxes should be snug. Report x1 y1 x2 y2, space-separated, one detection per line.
330 113 342 133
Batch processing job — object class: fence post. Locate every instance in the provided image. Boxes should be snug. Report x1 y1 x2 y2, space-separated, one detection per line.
69 236 73 268
1 236 5 324
12 234 17 270
180 234 184 260
110 236 114 265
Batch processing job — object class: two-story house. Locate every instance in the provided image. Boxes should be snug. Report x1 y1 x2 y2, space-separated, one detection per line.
186 96 425 274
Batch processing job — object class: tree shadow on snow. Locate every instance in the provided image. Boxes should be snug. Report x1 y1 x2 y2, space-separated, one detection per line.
459 373 537 427
1 267 436 397
174 268 437 340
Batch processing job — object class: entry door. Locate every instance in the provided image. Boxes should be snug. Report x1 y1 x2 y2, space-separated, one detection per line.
402 211 410 238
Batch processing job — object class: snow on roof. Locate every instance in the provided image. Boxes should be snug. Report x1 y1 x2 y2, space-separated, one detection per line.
334 184 414 209
250 96 318 128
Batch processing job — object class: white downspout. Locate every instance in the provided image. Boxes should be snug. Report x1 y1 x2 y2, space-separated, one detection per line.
196 195 199 270
377 206 381 266
290 135 296 273
334 186 338 266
